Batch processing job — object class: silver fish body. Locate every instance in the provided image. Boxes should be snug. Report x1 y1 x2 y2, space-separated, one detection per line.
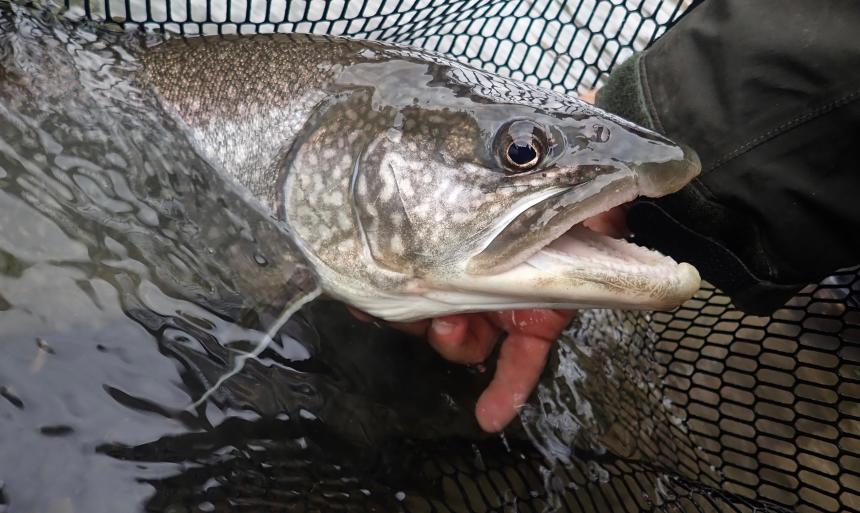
141 34 702 321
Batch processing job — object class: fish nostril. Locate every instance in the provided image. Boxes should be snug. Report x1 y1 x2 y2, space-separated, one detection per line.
591 124 610 143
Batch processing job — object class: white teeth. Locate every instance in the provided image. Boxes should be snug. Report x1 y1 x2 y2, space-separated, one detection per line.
529 225 679 275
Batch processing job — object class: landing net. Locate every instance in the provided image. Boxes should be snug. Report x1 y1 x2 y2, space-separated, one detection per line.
61 1 860 512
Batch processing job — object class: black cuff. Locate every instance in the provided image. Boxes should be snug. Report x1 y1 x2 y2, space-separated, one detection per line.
595 0 860 315
626 200 802 315
595 53 655 131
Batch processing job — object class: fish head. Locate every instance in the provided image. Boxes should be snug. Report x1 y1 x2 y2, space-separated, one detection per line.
283 49 701 321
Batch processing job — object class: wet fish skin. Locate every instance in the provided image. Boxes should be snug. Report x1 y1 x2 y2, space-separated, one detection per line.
141 34 702 322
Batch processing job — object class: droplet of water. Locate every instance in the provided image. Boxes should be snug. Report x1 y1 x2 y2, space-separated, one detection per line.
471 444 486 471
0 386 23 409
586 461 610 483
469 363 487 373
499 432 512 452
253 253 268 266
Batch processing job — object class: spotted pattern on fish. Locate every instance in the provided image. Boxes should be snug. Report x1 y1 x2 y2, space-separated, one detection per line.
142 35 357 211
142 32 701 321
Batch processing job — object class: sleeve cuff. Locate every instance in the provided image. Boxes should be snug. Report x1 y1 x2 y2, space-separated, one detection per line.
595 52 656 131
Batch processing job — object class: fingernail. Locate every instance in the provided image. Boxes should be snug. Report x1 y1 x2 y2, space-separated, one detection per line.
511 393 526 408
432 318 455 335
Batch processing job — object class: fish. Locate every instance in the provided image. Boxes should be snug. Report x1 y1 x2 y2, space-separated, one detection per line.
139 32 702 322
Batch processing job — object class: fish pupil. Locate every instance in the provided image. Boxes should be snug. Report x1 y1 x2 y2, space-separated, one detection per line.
507 142 537 167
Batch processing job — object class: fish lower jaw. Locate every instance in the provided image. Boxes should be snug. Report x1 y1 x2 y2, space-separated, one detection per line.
446 224 701 311
311 224 699 322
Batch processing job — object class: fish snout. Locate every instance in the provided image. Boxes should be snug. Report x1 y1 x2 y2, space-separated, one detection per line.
634 143 701 198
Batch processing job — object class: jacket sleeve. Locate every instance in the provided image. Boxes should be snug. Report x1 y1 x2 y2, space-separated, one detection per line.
596 0 860 314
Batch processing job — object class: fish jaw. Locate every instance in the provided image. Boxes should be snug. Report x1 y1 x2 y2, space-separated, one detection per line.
439 227 702 314
329 237 700 321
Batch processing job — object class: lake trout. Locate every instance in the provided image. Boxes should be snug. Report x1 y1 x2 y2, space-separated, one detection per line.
139 32 702 322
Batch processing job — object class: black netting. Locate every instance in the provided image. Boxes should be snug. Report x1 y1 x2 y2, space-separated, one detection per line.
387 270 859 513
52 1 860 512
65 0 692 94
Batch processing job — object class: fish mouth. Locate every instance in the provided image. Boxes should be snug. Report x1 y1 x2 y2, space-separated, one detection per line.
441 148 702 312
474 216 700 310
446 208 700 312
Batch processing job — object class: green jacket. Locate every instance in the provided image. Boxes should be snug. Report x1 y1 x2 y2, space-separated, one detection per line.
598 0 860 314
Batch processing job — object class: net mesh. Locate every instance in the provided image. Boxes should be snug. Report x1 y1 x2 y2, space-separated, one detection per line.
396 268 859 513
65 0 692 94
58 1 860 512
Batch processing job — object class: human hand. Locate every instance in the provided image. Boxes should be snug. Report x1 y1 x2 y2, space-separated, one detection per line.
349 307 576 432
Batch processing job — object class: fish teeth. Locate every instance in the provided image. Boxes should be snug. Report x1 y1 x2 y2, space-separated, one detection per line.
535 226 679 276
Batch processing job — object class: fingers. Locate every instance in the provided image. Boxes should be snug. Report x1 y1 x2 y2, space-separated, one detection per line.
474 332 553 432
348 304 579 433
489 309 574 340
579 88 598 104
349 305 502 363
428 314 500 364
474 309 575 432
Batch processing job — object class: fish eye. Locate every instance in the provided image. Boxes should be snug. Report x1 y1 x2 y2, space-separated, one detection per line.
497 120 547 172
